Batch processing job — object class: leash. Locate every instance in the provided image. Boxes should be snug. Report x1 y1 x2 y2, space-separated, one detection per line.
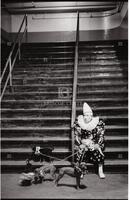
39 151 78 163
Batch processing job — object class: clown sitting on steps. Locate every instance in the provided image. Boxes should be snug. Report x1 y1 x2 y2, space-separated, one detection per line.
72 102 106 179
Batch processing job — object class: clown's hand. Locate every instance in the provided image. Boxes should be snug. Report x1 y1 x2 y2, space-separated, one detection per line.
79 144 88 151
94 144 100 150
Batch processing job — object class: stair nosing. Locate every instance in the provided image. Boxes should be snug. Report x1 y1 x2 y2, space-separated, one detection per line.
1 147 128 153
1 159 128 166
1 125 128 130
1 115 128 121
1 106 128 110
1 136 128 141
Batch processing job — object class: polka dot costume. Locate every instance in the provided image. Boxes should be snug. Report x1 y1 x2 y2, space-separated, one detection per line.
72 119 105 164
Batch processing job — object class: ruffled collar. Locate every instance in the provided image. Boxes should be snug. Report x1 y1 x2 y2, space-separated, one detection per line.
77 115 99 131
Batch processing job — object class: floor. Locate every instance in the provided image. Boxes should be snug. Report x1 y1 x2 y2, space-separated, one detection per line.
1 173 128 199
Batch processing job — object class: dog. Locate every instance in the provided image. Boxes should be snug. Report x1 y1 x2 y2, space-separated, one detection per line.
34 162 56 184
55 162 88 189
81 139 104 157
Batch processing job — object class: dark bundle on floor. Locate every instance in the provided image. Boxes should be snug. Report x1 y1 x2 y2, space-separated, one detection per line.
30 146 54 162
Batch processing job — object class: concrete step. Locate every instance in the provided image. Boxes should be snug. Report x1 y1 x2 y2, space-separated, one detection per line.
23 51 116 57
22 44 74 49
12 77 73 85
1 124 128 139
79 55 117 60
22 54 117 60
21 57 120 63
78 60 126 65
1 147 71 161
1 159 128 173
13 67 128 77
1 107 128 118
16 62 74 68
22 52 75 58
1 99 128 109
19 58 125 66
1 117 71 127
21 57 74 64
1 115 128 127
12 72 127 79
5 82 128 93
1 136 128 149
3 89 128 100
12 71 128 79
1 147 128 162
12 75 128 85
15 62 127 69
79 50 116 54
79 44 114 48
13 67 128 78
1 160 71 173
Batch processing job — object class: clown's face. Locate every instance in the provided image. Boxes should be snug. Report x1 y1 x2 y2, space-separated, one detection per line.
83 113 93 123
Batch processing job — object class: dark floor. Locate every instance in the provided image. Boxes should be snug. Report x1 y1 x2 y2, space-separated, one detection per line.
1 173 128 199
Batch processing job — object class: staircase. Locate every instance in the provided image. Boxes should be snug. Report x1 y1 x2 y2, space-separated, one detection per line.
1 41 128 173
77 41 128 173
1 42 75 172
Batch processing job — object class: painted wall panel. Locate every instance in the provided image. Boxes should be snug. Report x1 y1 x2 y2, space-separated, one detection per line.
1 9 11 33
11 10 126 33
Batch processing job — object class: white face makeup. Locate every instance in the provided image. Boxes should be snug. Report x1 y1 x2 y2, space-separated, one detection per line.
83 113 93 124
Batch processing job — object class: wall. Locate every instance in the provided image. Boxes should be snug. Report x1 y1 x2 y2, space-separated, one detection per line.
1 9 12 42
7 2 129 42
11 11 123 33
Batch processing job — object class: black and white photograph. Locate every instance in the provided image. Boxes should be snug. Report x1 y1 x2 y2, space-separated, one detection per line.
1 1 128 199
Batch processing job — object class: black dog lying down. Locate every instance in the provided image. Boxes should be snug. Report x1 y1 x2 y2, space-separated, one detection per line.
55 162 88 189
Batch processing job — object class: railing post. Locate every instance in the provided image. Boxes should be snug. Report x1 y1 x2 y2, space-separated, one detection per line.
18 41 21 60
25 14 28 42
9 57 12 86
71 11 79 163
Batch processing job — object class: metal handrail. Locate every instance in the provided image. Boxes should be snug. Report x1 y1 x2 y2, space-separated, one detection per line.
1 14 27 100
71 12 79 162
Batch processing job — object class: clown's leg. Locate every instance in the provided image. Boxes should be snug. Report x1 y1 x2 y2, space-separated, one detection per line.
98 163 105 179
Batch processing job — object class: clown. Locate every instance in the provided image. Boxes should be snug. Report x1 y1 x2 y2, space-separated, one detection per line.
72 102 106 179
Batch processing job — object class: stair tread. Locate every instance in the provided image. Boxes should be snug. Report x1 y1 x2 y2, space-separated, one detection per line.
6 83 128 88
1 146 128 152
13 68 127 73
13 74 127 79
79 45 114 47
1 126 71 130
1 136 70 141
16 61 127 66
4 89 128 95
23 50 116 53
1 106 128 111
21 56 118 59
2 98 128 102
1 135 128 141
1 148 71 153
1 160 71 166
22 46 74 49
1 125 128 130
1 115 128 120
1 159 128 166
